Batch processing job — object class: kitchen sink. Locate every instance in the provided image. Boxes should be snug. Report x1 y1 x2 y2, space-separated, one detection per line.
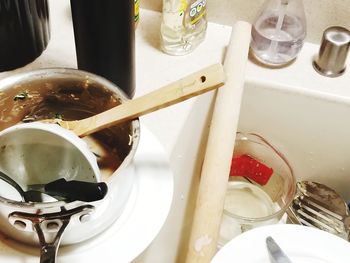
240 80 350 200
136 15 350 260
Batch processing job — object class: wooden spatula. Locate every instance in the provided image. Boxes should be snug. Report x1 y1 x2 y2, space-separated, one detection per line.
44 63 225 137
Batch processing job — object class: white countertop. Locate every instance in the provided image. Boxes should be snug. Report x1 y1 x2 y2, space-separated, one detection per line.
1 0 349 152
1 1 349 262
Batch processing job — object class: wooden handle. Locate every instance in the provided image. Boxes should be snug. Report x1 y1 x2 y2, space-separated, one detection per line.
57 63 225 137
185 21 252 262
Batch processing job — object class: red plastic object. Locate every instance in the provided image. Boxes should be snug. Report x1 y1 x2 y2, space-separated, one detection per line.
229 154 273 185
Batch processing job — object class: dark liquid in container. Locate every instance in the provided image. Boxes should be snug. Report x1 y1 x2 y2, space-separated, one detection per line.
0 80 133 181
0 0 50 71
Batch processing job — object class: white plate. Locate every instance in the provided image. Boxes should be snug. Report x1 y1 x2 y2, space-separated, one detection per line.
0 125 174 263
212 224 350 263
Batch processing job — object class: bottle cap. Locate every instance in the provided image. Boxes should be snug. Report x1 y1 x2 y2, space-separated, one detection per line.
313 26 350 77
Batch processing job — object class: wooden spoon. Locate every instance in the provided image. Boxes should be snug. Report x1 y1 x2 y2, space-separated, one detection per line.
44 63 225 137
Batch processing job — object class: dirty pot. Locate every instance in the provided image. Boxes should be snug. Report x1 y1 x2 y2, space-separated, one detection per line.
0 68 140 248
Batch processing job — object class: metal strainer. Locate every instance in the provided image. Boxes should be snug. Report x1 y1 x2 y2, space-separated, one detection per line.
288 181 350 241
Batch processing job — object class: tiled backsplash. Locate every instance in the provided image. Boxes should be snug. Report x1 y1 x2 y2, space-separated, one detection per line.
141 0 350 44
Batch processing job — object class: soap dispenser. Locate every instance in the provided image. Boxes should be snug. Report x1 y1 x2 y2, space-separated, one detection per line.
250 0 306 66
160 0 207 55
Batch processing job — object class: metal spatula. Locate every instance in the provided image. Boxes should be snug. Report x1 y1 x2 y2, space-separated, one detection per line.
288 181 350 241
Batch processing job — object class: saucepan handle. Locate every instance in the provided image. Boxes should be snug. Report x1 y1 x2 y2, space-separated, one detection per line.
34 218 69 263
9 205 95 263
40 245 59 263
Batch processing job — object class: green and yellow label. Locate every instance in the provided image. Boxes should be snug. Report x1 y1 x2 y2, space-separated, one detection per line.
189 0 206 25
134 0 140 23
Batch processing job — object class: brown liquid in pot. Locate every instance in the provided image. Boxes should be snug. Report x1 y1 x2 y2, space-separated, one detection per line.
0 78 133 181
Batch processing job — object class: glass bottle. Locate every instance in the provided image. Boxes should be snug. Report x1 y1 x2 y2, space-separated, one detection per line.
250 0 307 66
160 0 207 56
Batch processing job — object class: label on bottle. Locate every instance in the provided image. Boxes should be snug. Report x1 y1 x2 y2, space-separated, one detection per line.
179 0 187 13
188 0 206 25
134 0 140 23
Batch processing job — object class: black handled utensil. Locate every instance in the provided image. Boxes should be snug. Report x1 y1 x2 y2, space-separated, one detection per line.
0 170 108 202
30 178 108 202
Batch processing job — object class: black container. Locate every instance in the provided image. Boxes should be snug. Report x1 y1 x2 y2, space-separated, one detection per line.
0 0 50 72
70 0 135 98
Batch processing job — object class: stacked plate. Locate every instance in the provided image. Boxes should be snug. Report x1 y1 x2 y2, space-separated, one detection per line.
212 224 350 263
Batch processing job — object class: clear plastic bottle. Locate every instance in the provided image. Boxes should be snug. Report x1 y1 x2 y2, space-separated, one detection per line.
160 0 207 56
250 0 306 66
